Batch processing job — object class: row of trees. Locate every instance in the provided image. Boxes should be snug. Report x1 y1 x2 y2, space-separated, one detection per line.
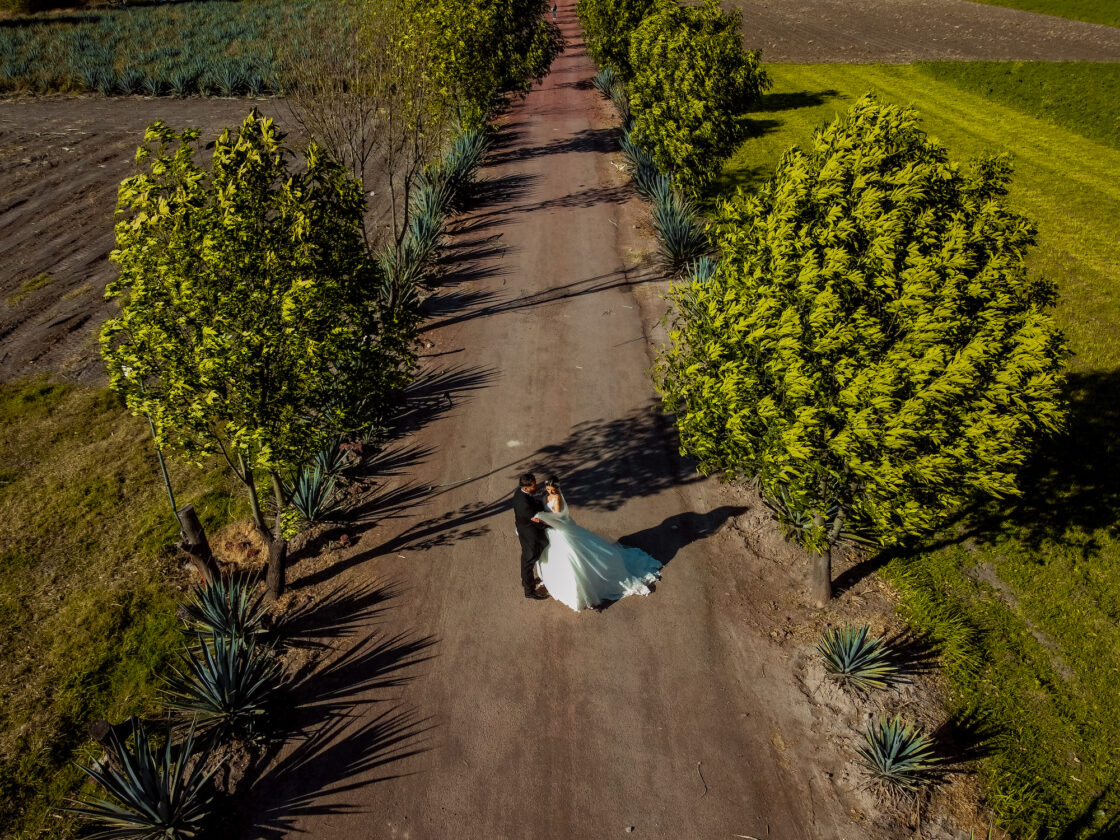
655 96 1068 604
102 0 562 600
578 0 768 193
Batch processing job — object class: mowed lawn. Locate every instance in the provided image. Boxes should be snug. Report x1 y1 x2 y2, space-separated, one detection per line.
963 0 1120 28
716 64 1120 837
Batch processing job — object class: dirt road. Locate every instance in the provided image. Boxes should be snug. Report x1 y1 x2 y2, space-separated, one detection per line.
243 7 876 840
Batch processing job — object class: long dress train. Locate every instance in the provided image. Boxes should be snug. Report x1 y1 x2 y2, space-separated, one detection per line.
535 500 662 612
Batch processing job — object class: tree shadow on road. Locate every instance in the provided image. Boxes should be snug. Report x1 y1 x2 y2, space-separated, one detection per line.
233 580 438 839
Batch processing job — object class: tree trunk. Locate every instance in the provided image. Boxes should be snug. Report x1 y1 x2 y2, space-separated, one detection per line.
810 512 832 607
265 536 287 600
811 544 833 608
264 469 288 600
176 504 221 582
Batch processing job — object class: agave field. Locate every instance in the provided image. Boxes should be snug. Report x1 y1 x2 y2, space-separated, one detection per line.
0 0 338 96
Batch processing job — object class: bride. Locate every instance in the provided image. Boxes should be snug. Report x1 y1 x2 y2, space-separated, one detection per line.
534 475 662 612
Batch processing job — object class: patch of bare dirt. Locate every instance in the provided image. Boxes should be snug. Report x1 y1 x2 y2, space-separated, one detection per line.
0 96 286 384
728 0 1120 62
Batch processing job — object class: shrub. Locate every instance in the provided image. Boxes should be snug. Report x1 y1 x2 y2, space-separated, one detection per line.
628 0 770 194
576 0 654 78
856 715 938 798
816 625 901 693
66 719 215 839
163 634 284 741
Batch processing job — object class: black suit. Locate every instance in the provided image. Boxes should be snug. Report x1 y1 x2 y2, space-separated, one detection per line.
513 488 547 593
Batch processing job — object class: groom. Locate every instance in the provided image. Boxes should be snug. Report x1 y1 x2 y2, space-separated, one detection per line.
513 472 549 600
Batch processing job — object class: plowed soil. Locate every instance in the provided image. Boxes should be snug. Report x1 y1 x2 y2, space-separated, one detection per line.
730 0 1120 62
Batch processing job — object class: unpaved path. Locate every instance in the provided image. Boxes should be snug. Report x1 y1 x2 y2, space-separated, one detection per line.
729 0 1120 61
242 7 877 840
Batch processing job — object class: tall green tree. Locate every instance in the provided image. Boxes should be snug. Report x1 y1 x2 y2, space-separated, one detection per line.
628 0 769 195
576 0 654 78
102 111 412 598
656 96 1067 605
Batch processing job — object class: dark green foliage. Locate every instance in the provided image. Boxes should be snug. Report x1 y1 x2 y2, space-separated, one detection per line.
916 62 1120 152
816 625 901 692
180 573 268 643
651 189 709 274
856 715 938 798
576 0 654 78
66 720 215 839
628 0 770 194
163 634 284 741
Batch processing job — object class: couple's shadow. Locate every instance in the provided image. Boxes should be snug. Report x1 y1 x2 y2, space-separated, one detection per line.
574 505 746 612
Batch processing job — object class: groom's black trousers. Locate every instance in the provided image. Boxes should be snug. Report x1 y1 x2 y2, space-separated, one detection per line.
518 531 546 592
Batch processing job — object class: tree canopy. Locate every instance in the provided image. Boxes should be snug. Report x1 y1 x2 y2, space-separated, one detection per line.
576 0 654 78
102 111 411 595
628 0 769 194
655 95 1067 603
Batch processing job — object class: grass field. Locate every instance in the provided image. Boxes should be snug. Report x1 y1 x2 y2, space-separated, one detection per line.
964 0 1120 28
715 64 1120 838
0 380 243 839
0 0 327 96
915 62 1120 151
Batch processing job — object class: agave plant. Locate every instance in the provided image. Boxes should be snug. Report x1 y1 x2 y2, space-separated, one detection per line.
313 439 349 478
856 715 938 797
404 209 445 271
817 625 901 692
286 463 340 525
377 247 423 316
442 127 490 198
608 80 631 125
687 255 722 284
651 192 709 274
164 634 284 741
411 169 456 222
66 719 215 839
180 572 269 643
620 132 663 199
591 66 617 95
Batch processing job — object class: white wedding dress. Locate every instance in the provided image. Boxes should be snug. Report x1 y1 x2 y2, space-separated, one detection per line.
534 495 662 612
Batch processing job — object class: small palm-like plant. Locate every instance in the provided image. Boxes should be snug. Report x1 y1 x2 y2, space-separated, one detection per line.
286 463 340 525
164 634 284 741
591 66 617 96
817 624 901 692
66 719 215 839
652 192 709 274
856 715 938 798
181 572 269 642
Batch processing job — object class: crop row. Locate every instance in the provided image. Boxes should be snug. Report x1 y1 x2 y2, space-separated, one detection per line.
0 0 336 96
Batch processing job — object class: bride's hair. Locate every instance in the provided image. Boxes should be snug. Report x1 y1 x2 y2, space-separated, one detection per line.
545 475 561 490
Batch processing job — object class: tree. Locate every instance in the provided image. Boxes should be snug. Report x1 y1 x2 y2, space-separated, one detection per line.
628 0 769 195
102 112 412 599
576 0 654 78
284 0 452 250
655 96 1067 606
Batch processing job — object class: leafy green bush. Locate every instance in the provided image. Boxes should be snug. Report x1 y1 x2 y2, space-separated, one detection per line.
576 0 654 78
657 95 1067 605
628 0 770 194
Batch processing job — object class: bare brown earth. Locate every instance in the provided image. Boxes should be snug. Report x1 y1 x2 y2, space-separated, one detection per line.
729 0 1120 61
229 6 989 839
0 97 274 382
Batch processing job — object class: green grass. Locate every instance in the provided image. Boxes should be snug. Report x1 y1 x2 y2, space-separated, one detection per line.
0 0 334 97
963 0 1120 28
716 64 1120 838
5 272 53 307
0 380 244 839
915 62 1120 152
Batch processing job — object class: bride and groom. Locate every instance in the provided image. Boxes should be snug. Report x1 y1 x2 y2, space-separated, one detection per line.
513 472 662 612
